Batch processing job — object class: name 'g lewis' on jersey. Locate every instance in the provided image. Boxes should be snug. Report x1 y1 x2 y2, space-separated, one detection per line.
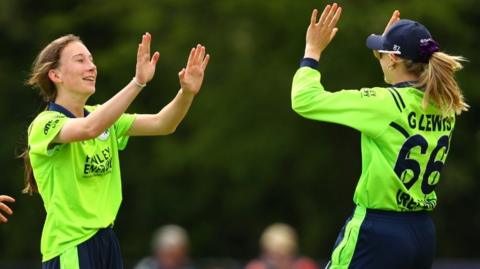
407 111 454 132
291 67 456 211
384 86 455 211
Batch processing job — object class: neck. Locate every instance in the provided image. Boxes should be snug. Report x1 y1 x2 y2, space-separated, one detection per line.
389 71 419 86
54 91 89 118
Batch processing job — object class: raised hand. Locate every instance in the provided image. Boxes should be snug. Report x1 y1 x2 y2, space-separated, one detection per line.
0 195 15 223
178 44 210 95
304 3 342 60
135 33 160 85
383 10 401 35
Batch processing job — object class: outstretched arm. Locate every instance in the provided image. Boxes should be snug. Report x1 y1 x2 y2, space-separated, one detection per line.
127 44 210 136
304 3 342 61
0 195 15 223
54 33 160 143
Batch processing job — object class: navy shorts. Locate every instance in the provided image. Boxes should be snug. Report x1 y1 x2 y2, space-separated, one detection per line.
42 228 123 269
326 206 435 269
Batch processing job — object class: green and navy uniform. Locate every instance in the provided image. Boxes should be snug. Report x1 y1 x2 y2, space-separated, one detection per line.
292 59 454 269
28 102 135 268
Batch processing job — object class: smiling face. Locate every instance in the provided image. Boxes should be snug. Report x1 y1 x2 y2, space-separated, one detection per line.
52 41 97 98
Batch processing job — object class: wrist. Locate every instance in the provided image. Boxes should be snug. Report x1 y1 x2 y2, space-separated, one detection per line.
179 88 196 99
132 77 147 89
304 46 321 61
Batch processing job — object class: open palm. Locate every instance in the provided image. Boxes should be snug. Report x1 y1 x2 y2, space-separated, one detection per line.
136 33 160 85
179 44 210 95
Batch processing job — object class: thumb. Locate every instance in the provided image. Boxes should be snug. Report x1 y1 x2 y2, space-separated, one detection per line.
178 68 186 80
330 28 339 40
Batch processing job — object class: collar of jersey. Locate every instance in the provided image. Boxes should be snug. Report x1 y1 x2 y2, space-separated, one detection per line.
392 80 418 88
47 102 90 118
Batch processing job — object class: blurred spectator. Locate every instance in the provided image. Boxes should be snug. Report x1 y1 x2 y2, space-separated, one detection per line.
245 223 319 269
135 225 196 269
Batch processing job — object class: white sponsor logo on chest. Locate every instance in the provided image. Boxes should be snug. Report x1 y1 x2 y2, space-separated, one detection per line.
97 129 110 141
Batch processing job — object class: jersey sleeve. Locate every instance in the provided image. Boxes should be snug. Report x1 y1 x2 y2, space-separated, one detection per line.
113 113 136 150
28 112 69 156
291 66 401 137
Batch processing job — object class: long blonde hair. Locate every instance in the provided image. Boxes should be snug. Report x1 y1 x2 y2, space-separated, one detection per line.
405 52 469 115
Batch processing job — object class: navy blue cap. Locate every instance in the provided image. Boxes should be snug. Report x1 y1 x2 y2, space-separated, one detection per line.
366 19 440 63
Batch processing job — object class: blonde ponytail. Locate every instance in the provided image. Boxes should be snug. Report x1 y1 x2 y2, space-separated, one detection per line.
405 52 469 115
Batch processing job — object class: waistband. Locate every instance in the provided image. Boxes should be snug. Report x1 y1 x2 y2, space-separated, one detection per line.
353 206 431 222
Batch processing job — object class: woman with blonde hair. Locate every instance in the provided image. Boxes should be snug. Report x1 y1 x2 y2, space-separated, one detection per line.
291 3 467 269
246 223 319 269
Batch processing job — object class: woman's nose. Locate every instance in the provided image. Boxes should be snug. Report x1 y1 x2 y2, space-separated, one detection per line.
88 61 96 71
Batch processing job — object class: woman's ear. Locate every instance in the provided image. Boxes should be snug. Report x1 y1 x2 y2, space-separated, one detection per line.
388 53 404 64
48 69 62 84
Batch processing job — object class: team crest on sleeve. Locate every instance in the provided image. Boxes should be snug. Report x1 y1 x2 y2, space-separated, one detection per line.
97 129 110 141
43 119 60 135
360 88 377 98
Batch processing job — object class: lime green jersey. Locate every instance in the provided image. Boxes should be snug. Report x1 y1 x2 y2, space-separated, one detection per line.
28 104 135 261
292 66 455 212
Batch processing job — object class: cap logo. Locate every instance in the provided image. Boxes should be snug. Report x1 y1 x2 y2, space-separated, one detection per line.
420 38 433 44
393 44 401 52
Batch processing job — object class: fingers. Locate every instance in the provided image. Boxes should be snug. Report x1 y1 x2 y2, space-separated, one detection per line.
137 43 142 63
316 3 341 30
323 3 339 27
310 9 318 25
0 213 7 223
186 47 195 68
187 45 208 68
0 202 13 216
144 32 151 57
0 195 15 203
318 4 332 26
194 45 205 64
328 6 342 28
384 10 400 34
137 33 153 63
201 54 210 70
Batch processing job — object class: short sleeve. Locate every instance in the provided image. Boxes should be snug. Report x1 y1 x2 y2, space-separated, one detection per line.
28 112 69 156
113 113 136 150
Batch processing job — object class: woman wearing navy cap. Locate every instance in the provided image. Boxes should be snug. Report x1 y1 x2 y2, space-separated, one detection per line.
291 3 467 269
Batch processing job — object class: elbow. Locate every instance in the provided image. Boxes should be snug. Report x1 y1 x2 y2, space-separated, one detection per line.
163 127 176 135
84 124 105 139
291 96 303 115
155 123 177 135
291 101 299 114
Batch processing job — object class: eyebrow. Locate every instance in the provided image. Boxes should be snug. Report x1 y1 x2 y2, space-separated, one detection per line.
72 53 94 60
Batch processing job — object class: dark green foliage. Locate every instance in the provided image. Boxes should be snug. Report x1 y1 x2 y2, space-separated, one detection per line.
0 0 478 263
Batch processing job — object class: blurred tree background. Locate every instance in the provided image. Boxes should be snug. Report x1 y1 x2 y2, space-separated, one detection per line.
0 0 479 266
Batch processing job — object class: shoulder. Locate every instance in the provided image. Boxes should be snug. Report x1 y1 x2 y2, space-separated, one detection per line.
294 257 319 269
30 111 67 135
245 260 267 269
358 87 408 113
134 257 157 269
358 87 397 99
32 110 66 123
